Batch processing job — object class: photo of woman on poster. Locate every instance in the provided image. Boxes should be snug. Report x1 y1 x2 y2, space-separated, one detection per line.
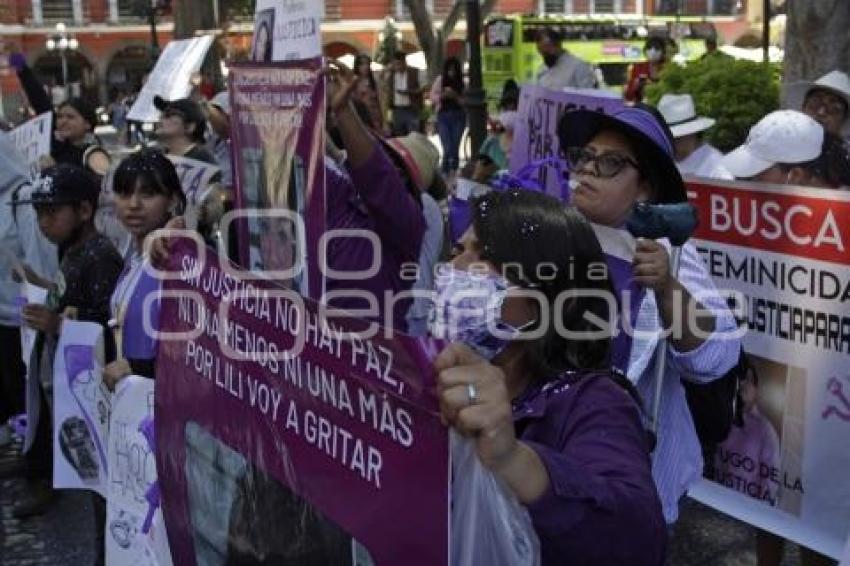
251 9 274 63
182 423 371 566
714 362 781 506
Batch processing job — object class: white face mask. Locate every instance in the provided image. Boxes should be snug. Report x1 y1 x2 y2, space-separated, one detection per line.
646 48 663 62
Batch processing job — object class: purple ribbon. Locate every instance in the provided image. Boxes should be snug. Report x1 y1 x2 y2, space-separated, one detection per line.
138 416 160 535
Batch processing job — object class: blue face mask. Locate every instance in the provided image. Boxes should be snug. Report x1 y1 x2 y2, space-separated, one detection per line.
429 267 530 360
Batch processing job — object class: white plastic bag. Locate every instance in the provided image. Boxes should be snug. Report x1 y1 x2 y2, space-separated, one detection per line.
450 431 541 566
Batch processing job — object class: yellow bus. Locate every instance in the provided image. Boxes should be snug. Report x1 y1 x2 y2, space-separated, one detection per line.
482 15 718 104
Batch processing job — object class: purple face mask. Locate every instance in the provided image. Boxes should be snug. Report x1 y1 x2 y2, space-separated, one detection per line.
429 267 528 360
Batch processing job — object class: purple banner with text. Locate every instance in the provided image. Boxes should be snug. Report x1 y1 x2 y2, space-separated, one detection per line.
155 242 449 566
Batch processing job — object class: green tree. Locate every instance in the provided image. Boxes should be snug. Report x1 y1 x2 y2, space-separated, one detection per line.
645 58 780 152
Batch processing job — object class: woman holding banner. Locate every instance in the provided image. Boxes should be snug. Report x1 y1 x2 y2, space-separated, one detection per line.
557 106 740 525
432 189 666 564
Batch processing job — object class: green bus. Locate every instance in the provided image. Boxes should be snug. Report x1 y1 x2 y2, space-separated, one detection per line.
482 14 718 105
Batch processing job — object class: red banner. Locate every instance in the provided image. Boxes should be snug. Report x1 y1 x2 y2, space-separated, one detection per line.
687 180 850 266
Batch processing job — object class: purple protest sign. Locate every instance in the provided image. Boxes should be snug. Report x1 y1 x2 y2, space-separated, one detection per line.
229 59 325 300
509 85 623 200
155 243 449 566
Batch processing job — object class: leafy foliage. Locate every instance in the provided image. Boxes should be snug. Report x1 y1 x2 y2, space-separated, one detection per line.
375 18 402 66
645 57 781 152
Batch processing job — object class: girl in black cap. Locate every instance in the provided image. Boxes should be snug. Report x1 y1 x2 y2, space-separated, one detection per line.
9 53 111 176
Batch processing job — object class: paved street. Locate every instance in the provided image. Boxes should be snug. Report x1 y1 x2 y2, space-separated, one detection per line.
1 434 808 566
0 438 96 566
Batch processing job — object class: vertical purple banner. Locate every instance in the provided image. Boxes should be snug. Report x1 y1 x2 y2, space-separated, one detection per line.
229 59 325 300
155 243 449 566
509 85 623 199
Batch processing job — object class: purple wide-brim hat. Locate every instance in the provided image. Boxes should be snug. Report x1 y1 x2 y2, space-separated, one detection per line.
557 107 687 204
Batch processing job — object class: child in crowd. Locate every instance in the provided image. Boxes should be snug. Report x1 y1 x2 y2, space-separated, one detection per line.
14 164 123 566
103 148 187 385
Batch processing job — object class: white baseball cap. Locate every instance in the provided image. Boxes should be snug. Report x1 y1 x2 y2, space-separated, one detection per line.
209 91 230 116
721 110 824 179
657 94 716 138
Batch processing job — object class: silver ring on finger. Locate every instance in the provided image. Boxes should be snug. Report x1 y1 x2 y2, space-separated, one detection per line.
466 382 478 406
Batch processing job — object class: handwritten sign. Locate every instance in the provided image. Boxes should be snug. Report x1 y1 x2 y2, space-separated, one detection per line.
510 85 622 198
52 321 110 498
166 155 221 208
106 375 170 565
10 112 52 179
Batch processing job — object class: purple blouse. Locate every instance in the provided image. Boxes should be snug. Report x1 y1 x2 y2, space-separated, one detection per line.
324 144 426 332
514 372 666 566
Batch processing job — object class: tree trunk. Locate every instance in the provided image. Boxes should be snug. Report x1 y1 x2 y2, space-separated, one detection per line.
783 0 850 85
173 0 218 39
406 0 500 82
173 0 224 92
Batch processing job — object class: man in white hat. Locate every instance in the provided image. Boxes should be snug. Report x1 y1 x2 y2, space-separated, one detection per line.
787 70 850 140
721 110 825 184
658 93 731 179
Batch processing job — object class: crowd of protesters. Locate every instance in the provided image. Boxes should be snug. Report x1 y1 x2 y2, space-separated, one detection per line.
0 25 849 566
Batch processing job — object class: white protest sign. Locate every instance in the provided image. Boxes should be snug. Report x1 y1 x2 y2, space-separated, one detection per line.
10 112 52 179
252 0 323 62
167 155 221 208
106 375 170 565
52 320 110 497
686 179 850 559
20 282 48 370
840 534 850 566
127 36 215 123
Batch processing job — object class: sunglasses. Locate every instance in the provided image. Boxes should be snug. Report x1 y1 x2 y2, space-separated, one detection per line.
565 147 639 178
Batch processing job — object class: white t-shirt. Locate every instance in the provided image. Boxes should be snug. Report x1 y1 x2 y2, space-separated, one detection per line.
393 72 411 107
677 142 733 180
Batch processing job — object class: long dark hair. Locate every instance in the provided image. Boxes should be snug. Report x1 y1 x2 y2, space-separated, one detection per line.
113 148 186 214
800 131 850 187
353 53 378 94
471 190 613 377
442 57 464 94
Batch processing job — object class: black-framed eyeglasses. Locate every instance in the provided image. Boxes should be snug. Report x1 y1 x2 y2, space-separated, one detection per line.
804 91 849 117
565 147 639 178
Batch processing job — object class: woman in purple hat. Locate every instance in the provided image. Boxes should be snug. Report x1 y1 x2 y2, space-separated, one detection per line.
558 106 741 525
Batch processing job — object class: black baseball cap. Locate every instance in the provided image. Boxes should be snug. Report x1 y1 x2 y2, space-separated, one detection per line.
153 95 207 141
15 164 100 207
